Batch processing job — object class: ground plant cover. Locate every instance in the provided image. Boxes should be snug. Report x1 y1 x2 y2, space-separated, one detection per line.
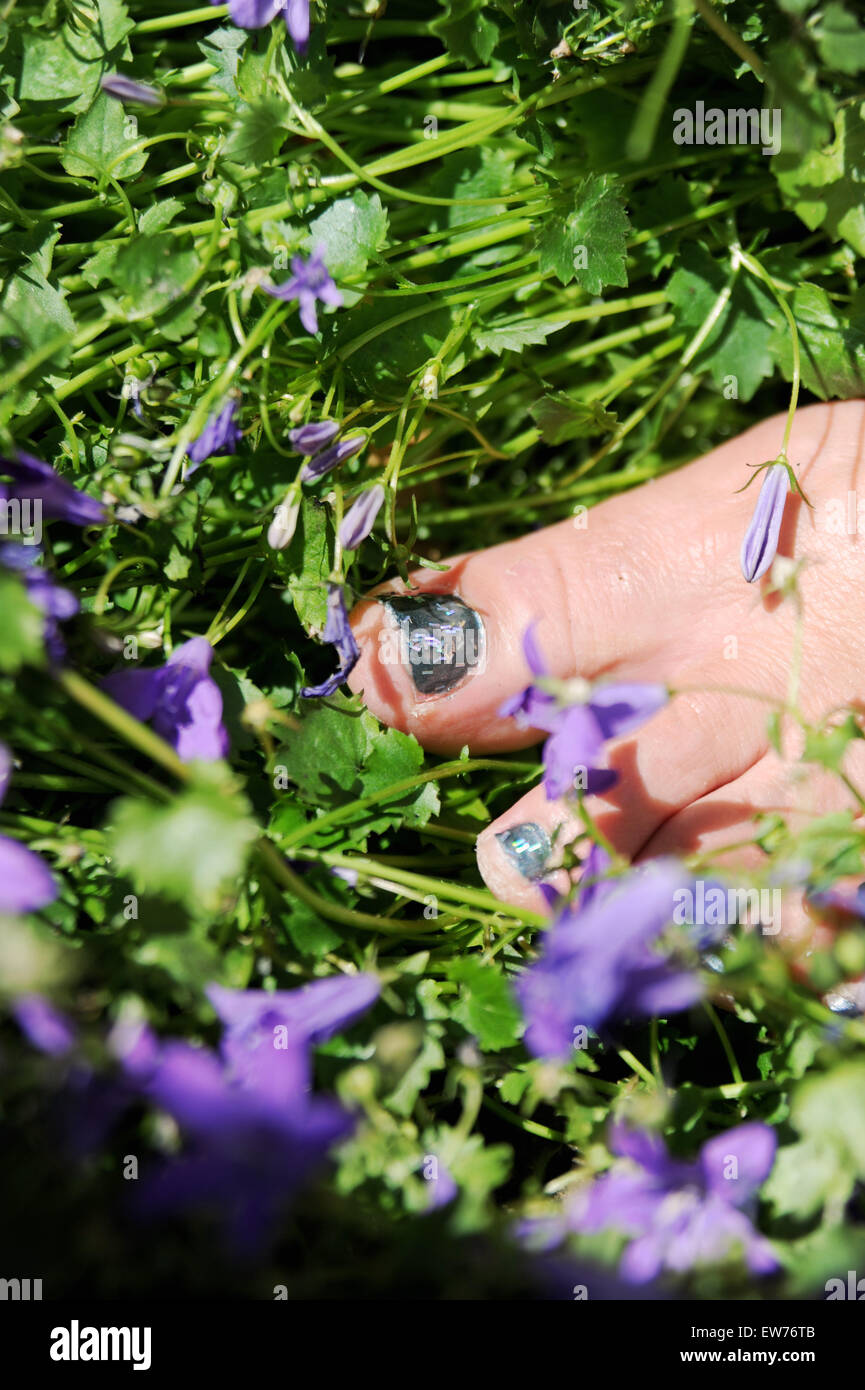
1 0 865 1304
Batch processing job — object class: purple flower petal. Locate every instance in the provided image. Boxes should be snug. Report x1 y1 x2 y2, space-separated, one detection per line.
1 452 106 526
265 246 343 336
101 74 162 106
0 835 58 913
740 463 789 583
285 0 310 51
103 637 228 762
300 584 360 698
289 420 340 455
339 485 385 550
300 434 365 482
699 1122 777 1206
188 401 241 465
589 682 668 740
13 995 75 1055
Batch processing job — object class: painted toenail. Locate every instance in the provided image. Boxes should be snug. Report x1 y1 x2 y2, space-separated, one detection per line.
379 594 484 695
494 822 551 880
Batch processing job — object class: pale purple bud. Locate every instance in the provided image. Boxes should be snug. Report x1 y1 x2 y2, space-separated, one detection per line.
288 420 340 456
741 464 789 583
339 485 385 550
300 434 365 483
100 74 163 107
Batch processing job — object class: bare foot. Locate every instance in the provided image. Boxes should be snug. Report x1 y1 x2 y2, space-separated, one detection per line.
347 400 865 1003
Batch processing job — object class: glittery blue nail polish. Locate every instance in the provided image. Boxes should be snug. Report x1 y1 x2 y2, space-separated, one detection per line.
495 822 551 880
823 991 864 1018
380 593 484 695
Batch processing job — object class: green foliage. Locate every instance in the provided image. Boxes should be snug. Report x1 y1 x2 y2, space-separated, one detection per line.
0 0 863 1302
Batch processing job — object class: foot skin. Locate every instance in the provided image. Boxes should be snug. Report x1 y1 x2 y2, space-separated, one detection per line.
347 400 865 977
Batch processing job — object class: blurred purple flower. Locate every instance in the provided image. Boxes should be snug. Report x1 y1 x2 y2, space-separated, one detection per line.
301 584 360 698
0 743 58 914
289 420 340 456
100 74 162 106
340 485 385 550
265 245 342 334
523 1122 778 1284
300 434 365 483
13 995 75 1055
136 974 379 1250
499 626 666 799
516 858 701 1058
740 463 789 583
102 636 229 761
0 543 79 665
187 401 241 466
0 452 106 526
223 0 310 50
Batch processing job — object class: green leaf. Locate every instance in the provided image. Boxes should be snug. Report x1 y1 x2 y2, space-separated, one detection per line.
198 25 247 96
18 1 134 112
109 774 258 913
667 243 775 401
0 572 46 671
448 958 523 1052
307 192 389 282
222 97 289 165
475 318 569 356
61 91 148 183
0 261 76 375
774 104 865 255
766 282 865 400
283 497 331 630
535 175 630 293
430 0 502 67
107 233 200 326
530 391 617 443
815 2 865 74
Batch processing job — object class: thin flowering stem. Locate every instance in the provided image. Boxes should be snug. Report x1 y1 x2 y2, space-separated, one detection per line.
734 246 801 460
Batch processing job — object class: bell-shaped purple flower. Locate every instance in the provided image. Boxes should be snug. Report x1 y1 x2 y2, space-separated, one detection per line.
187 401 241 466
100 74 162 106
301 584 360 698
523 1121 778 1284
265 245 343 335
102 636 229 762
339 485 385 551
499 626 666 800
0 452 106 526
0 744 58 914
516 858 702 1058
740 463 789 583
222 0 310 50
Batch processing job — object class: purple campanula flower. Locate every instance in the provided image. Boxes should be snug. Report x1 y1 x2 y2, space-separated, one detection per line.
289 420 340 456
0 544 79 665
0 743 58 914
740 463 789 583
221 0 310 50
135 974 379 1251
516 858 701 1058
300 434 365 483
187 400 241 466
522 1121 778 1284
102 636 229 762
265 245 343 335
100 74 162 106
0 452 106 526
499 626 666 800
301 584 360 698
340 485 385 551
